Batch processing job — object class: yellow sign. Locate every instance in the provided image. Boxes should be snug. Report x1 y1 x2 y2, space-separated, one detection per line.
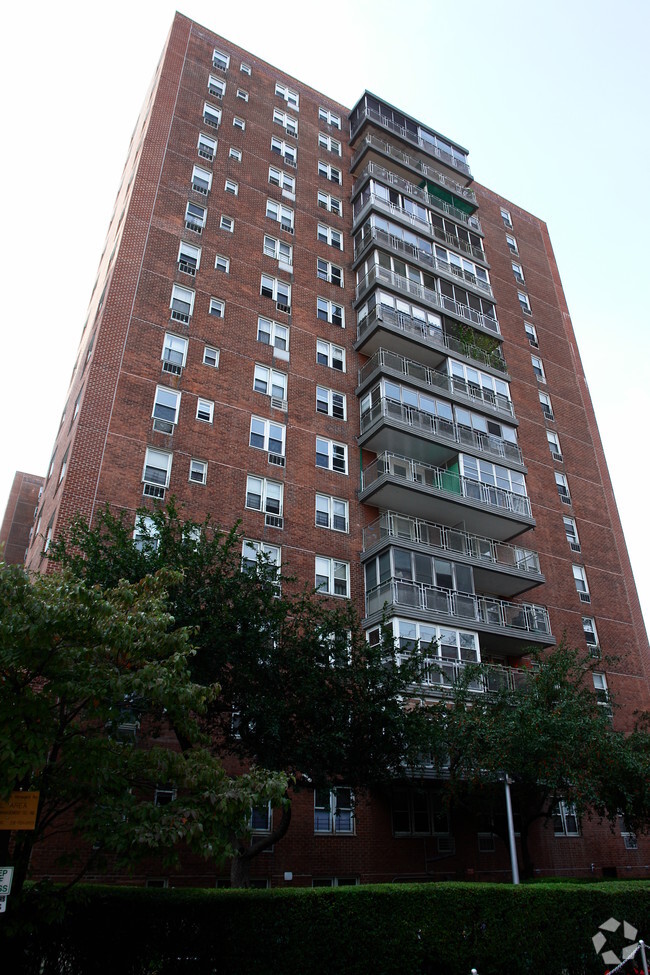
0 792 40 830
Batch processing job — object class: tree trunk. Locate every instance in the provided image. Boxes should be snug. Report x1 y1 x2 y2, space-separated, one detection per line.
230 798 292 888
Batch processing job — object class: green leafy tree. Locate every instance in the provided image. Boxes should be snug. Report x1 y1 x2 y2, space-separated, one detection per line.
0 563 287 903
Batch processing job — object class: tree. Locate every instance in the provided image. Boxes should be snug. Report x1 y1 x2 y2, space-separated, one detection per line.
50 504 429 886
0 563 287 903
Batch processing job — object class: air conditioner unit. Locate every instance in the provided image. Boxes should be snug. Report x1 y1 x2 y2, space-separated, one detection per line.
143 484 165 499
271 397 288 412
268 453 285 467
265 514 284 529
153 418 174 435
570 542 581 553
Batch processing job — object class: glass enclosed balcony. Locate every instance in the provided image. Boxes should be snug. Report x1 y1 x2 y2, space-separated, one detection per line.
399 656 532 695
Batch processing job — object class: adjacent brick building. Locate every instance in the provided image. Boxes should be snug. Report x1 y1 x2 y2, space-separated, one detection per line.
1 472 44 565
25 12 650 885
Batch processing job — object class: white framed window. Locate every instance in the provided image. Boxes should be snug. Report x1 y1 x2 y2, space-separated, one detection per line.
318 133 342 156
203 346 219 368
275 82 299 109
563 516 581 552
134 514 159 553
246 476 284 523
185 201 206 233
556 471 571 504
539 390 554 419
178 240 200 276
152 385 180 432
317 258 343 287
315 494 348 533
268 165 295 193
318 161 342 184
142 448 172 496
249 416 285 458
233 117 245 130
512 261 525 285
505 233 518 255
263 235 293 266
582 616 599 652
254 364 287 402
317 190 342 216
189 458 207 484
161 333 188 375
316 386 346 420
43 517 54 553
250 802 271 832
212 49 230 71
314 787 353 832
257 315 289 353
553 801 579 836
197 132 217 161
215 254 230 273
266 199 294 233
531 355 546 382
317 223 342 250
203 102 222 129
317 297 344 327
229 147 242 161
315 557 350 597
154 786 176 806
72 389 82 421
242 539 281 573
208 75 226 98
220 215 234 232
273 108 298 137
224 178 239 196
196 398 214 423
318 107 341 128
271 137 297 167
170 284 194 323
317 339 345 371
547 430 563 461
525 321 538 347
316 437 347 474
501 207 513 228
593 671 609 699
209 297 225 318
261 274 291 312
240 62 251 76
58 447 69 485
47 449 56 480
572 564 590 602
518 291 532 315
236 88 249 101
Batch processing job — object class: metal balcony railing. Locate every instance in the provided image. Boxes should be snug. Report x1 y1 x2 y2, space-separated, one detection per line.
355 264 500 335
367 578 551 635
363 512 541 575
356 306 507 374
361 451 532 518
397 655 530 694
359 349 514 417
350 108 472 178
360 397 523 465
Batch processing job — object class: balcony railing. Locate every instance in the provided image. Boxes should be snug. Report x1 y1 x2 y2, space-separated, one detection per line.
363 512 541 575
367 578 551 636
360 397 523 465
354 222 492 297
350 108 472 178
354 162 482 232
357 307 507 374
398 656 530 694
356 264 500 335
359 349 514 417
361 451 532 518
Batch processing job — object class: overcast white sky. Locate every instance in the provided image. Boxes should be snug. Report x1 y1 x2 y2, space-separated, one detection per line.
2 0 649 632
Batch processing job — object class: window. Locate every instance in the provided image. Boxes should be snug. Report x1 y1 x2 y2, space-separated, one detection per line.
58 447 69 485
192 165 212 196
271 137 297 167
505 233 518 254
236 88 248 101
512 262 525 285
275 82 299 109
229 147 242 162
391 788 452 837
215 254 230 273
170 284 194 323
563 516 581 552
185 201 206 233
189 459 207 484
233 117 245 130
582 616 599 653
212 49 230 71
260 274 291 312
178 240 200 276
197 132 217 161
246 476 283 523
315 494 348 533
572 564 591 602
268 165 295 193
209 297 225 318
518 292 532 315
43 517 54 554
273 108 298 137
553 801 579 836
316 437 347 474
254 364 287 402
318 133 341 156
224 178 239 195
257 315 289 352
539 390 554 420
318 160 342 184
525 322 538 347
242 539 281 573
152 385 180 433
314 788 353 832
142 448 172 497
266 199 294 233
203 102 222 129
240 62 251 76
315 557 350 597
263 235 293 266
318 107 341 128
531 355 546 382
203 346 219 368
317 297 344 327
316 386 346 419
250 802 271 832
555 471 571 504
72 389 82 422
593 671 610 707
317 339 345 371
317 223 342 250
317 258 343 287
547 430 563 462
249 416 285 459
47 449 56 480
220 215 234 232
196 398 214 423
208 75 226 98
501 207 513 228
312 878 358 887
317 190 342 216
133 515 159 553
161 333 188 375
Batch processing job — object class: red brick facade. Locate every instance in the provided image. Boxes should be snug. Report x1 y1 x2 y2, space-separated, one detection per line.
0 472 43 564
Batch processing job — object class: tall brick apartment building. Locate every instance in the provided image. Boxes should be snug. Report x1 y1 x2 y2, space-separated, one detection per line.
25 13 650 885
